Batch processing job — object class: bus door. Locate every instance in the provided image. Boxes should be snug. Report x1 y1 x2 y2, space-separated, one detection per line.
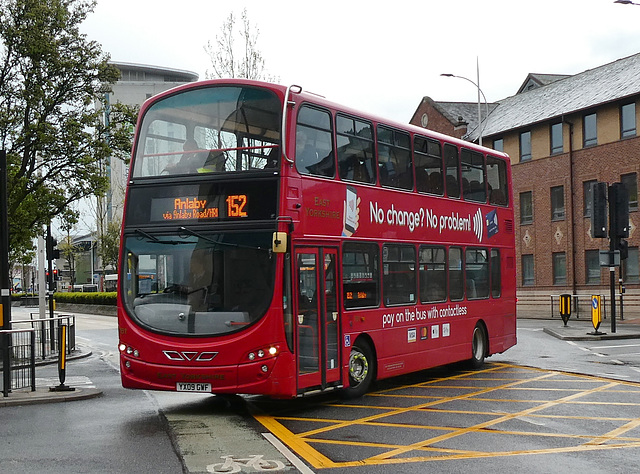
295 247 341 392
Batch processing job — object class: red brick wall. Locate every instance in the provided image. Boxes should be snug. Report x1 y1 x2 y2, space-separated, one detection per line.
409 99 467 140
513 136 640 294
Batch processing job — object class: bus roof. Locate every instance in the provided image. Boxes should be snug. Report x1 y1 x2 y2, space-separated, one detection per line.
139 78 509 161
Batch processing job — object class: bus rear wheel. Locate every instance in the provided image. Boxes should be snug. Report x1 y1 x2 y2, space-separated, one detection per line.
343 340 375 399
469 323 487 369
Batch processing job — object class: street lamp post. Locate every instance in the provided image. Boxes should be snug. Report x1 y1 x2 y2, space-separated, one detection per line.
441 64 489 146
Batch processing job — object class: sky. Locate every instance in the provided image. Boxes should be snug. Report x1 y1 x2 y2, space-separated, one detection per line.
80 0 640 124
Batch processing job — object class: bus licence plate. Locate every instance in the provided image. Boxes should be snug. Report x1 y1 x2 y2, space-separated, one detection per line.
176 382 212 393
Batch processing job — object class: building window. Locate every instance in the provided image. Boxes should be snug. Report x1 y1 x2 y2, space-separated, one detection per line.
583 180 597 217
493 138 504 152
621 172 638 211
551 186 565 220
622 247 639 283
520 191 533 224
520 131 532 162
621 103 636 138
585 250 601 284
553 252 567 285
550 122 563 154
583 112 597 147
522 254 534 286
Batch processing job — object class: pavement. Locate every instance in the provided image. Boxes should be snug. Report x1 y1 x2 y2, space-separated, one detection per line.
0 345 103 407
2 307 640 407
1 305 104 407
543 317 640 341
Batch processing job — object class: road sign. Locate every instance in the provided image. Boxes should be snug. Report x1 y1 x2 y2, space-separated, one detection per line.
591 295 602 333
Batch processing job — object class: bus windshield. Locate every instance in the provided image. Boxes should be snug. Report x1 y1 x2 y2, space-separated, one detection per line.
132 85 281 178
122 230 275 336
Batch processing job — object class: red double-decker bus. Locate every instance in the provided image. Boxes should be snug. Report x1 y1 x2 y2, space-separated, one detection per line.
118 79 516 398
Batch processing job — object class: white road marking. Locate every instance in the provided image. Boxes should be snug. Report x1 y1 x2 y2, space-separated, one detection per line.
263 432 315 474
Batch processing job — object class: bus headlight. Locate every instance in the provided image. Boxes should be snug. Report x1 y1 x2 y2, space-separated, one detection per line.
246 345 279 362
119 343 140 358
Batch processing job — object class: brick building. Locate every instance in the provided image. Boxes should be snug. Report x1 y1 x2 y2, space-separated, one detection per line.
412 53 640 316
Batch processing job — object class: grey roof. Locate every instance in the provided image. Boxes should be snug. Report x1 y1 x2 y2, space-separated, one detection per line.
466 52 640 141
517 73 570 93
431 100 499 137
109 61 199 82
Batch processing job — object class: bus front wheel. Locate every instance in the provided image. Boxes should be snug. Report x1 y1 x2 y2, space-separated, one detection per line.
343 340 375 398
469 323 487 369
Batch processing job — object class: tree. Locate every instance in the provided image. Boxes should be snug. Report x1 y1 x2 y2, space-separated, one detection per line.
58 208 81 287
97 218 121 272
204 8 277 81
0 0 121 266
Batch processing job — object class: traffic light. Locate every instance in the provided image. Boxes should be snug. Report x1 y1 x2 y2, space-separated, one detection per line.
591 182 608 238
609 182 629 238
46 235 60 260
618 238 629 261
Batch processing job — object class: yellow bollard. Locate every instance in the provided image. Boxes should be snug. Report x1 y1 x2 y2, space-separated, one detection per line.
590 295 604 335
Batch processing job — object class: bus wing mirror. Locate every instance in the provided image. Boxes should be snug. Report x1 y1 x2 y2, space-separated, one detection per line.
272 232 288 253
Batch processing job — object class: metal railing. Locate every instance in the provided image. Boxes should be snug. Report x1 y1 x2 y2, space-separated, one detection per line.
1 328 36 397
10 314 76 360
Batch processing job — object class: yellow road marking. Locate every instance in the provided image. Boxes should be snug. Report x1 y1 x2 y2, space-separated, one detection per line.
585 418 640 446
253 364 640 469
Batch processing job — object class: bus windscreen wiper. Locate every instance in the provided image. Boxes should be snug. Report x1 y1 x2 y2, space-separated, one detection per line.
134 229 183 245
177 226 267 252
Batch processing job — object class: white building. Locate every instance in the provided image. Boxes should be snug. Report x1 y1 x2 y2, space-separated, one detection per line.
105 62 199 225
68 63 199 289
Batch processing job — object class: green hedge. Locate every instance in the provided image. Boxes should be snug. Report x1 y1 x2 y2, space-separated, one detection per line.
11 292 36 301
53 292 117 306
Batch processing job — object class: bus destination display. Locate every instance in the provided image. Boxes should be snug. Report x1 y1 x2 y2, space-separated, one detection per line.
153 194 248 221
125 180 278 226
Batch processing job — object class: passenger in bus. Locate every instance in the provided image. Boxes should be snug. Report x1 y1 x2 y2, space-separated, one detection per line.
196 149 227 173
188 251 214 312
164 138 206 174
